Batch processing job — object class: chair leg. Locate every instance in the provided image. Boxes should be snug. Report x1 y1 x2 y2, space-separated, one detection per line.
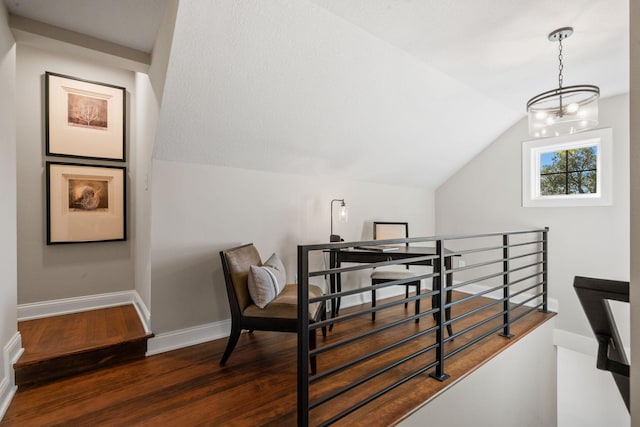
310 329 317 375
220 323 242 366
371 288 377 321
414 282 420 324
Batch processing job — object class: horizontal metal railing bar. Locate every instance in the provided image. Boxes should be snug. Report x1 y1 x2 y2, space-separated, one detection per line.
446 283 506 308
300 228 548 252
448 257 507 273
445 320 509 360
309 275 439 306
310 301 439 348
311 255 438 277
508 250 545 261
320 361 438 426
508 270 544 287
310 341 440 410
445 310 506 343
444 296 505 326
447 241 544 258
451 271 507 289
511 292 543 310
310 324 439 383
315 358 441 427
444 244 506 257
507 261 544 275
510 303 544 323
507 239 544 248
510 281 544 299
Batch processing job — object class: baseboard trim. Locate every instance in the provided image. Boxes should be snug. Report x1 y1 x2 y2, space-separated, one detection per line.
1 332 22 421
17 290 151 323
146 319 231 356
132 292 152 334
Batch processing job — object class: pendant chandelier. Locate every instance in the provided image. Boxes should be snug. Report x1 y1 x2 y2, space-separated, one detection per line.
526 27 599 138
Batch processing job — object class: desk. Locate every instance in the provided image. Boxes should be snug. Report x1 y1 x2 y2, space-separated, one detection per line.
328 247 455 336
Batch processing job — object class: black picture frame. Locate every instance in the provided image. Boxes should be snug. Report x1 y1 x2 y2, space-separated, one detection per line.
45 71 126 161
46 161 127 245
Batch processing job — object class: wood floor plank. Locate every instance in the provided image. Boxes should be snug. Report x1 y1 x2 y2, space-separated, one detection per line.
2 293 554 426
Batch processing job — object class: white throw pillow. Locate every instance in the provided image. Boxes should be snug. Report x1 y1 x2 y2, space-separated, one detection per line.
247 253 286 308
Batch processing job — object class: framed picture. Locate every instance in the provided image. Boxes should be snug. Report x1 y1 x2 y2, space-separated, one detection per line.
46 72 126 161
46 162 126 244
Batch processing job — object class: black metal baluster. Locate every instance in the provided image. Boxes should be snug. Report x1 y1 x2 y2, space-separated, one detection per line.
430 239 450 381
500 234 513 338
297 246 310 427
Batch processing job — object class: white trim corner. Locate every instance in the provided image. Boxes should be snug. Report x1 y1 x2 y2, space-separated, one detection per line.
1 332 23 421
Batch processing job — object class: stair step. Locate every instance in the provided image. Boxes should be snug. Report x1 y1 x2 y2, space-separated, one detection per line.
15 304 153 389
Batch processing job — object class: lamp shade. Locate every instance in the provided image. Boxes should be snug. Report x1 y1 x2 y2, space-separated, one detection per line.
527 85 599 138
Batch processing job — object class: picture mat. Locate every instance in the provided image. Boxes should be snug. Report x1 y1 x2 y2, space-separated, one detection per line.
48 163 125 243
47 73 125 160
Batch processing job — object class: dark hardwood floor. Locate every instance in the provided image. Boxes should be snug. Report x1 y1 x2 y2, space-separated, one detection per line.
2 294 554 426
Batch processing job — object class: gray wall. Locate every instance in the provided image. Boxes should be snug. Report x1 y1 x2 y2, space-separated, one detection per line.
0 0 17 406
150 159 435 333
15 45 136 303
436 94 630 340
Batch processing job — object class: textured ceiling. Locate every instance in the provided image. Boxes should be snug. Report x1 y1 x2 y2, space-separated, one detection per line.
3 0 629 189
3 0 168 52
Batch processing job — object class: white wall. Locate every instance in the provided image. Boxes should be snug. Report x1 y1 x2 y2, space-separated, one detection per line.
150 159 434 333
132 72 157 323
436 94 630 341
629 0 639 423
558 347 629 427
402 318 557 427
435 94 630 425
15 45 136 303
0 1 17 420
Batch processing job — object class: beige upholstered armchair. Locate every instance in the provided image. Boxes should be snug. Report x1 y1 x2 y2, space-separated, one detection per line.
219 243 326 373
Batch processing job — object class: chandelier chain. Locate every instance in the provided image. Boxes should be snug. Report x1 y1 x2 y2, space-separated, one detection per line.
558 39 564 88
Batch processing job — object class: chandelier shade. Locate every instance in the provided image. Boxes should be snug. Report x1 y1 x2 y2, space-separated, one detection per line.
526 27 600 138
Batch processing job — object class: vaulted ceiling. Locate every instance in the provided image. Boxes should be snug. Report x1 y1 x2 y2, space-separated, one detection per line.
4 0 629 188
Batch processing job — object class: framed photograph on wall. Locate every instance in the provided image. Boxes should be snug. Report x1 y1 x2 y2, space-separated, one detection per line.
46 72 126 161
46 162 127 244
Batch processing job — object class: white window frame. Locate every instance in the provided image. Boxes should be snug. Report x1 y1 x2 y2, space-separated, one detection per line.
522 127 612 207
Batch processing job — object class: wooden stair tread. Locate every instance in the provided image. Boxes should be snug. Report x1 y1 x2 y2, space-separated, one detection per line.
15 304 153 388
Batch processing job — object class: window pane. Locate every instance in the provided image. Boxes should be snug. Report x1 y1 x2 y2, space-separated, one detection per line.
566 147 597 173
540 173 566 195
540 150 566 173
567 171 597 194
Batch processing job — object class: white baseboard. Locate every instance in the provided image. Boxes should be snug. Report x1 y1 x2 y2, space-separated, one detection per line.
17 290 151 335
554 328 631 359
1 332 22 421
554 328 598 357
146 319 231 356
17 290 139 321
132 292 152 334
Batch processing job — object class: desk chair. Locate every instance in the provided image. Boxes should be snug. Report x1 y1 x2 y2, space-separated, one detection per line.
220 243 326 373
370 222 423 324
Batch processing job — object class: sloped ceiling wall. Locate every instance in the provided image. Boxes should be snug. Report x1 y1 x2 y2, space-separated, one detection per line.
153 0 522 189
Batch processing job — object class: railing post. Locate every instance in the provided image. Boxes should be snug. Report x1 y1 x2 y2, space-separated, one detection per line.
541 227 549 313
430 239 450 381
297 246 310 427
500 234 513 338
